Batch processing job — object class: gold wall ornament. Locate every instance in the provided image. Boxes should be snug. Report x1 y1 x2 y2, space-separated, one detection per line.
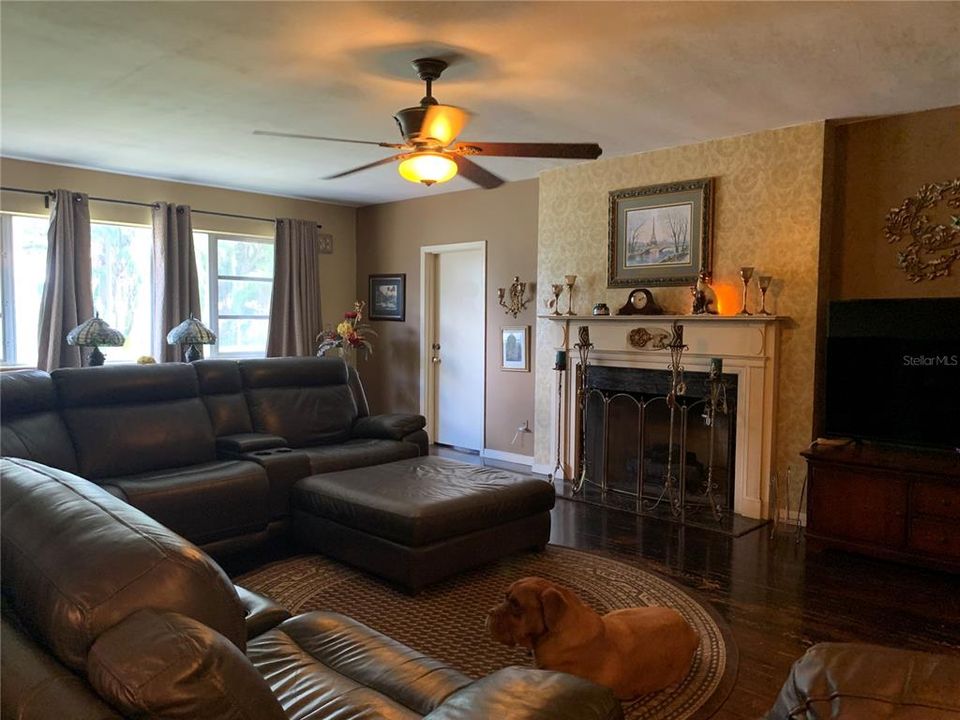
497 276 531 318
883 178 960 282
627 326 670 350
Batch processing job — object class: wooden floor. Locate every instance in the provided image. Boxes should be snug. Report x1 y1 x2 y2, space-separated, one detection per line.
549 497 960 719
230 447 960 719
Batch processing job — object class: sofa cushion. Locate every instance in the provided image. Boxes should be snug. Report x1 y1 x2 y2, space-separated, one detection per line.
195 359 254 436
766 642 960 719
291 457 556 547
109 460 270 546
0 370 79 472
247 612 471 719
1 617 123 720
301 438 420 475
88 610 286 720
0 458 246 672
240 358 358 447
53 364 216 479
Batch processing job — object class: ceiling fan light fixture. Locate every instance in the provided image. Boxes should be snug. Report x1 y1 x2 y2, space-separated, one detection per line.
398 152 458 187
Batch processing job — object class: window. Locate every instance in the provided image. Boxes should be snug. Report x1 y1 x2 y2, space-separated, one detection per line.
1 214 153 366
194 233 273 358
90 223 153 362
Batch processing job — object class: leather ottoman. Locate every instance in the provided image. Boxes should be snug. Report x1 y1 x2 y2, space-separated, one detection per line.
291 457 556 592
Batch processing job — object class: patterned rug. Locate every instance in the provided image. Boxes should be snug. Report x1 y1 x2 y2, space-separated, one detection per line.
237 545 737 719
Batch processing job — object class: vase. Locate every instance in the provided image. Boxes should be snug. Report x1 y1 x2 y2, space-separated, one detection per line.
337 345 357 368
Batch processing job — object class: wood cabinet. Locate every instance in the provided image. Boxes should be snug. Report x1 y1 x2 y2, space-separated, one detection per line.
802 443 960 572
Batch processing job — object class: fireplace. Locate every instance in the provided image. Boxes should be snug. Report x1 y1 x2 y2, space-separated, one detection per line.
581 365 738 520
537 315 782 526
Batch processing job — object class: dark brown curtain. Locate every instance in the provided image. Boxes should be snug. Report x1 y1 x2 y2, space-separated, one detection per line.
37 189 94 371
266 218 322 357
152 203 200 362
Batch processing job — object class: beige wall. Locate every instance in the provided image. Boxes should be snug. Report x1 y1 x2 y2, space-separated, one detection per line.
535 123 828 503
356 180 539 456
0 158 357 321
830 105 960 299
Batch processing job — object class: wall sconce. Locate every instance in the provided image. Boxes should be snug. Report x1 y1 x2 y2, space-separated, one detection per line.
497 276 531 318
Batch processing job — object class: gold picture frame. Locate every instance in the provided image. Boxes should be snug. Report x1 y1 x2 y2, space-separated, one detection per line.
501 325 530 372
608 177 715 287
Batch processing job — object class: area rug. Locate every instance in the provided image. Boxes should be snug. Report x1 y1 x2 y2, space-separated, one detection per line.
237 545 738 719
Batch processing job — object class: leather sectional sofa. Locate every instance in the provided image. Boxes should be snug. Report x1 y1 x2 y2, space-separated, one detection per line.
0 357 428 556
1 456 623 720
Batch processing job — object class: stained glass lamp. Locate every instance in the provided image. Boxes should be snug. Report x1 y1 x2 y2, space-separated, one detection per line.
166 314 217 362
66 312 125 366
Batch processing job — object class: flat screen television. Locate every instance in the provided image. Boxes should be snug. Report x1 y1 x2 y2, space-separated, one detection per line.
825 298 960 451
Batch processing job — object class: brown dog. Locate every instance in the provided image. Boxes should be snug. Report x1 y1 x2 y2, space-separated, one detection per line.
486 576 699 700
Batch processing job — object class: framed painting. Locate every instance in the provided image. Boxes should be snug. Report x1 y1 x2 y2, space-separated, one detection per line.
368 274 406 321
501 325 530 372
608 177 714 287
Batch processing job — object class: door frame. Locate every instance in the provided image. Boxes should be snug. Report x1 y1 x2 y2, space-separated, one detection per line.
419 240 487 446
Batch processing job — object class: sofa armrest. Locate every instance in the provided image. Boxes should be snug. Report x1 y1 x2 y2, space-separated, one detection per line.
765 642 960 719
352 413 426 442
235 585 291 639
216 433 288 455
424 667 623 720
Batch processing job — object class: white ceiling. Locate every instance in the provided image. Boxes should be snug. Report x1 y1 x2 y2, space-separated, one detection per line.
2 2 958 207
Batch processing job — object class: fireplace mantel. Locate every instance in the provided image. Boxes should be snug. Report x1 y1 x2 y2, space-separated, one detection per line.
539 314 784 520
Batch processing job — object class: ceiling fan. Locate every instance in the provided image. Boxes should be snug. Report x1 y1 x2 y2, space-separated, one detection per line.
254 57 602 189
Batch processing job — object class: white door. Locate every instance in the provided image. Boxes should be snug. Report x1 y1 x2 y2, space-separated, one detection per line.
428 245 485 450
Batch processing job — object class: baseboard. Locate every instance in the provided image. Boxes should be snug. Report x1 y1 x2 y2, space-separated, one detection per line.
480 448 535 468
531 462 553 477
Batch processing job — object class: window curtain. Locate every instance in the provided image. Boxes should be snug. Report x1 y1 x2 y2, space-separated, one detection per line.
266 218 322 357
152 203 200 362
37 189 94 371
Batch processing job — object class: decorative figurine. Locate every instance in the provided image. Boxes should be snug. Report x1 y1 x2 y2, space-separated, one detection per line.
690 270 718 315
592 303 610 316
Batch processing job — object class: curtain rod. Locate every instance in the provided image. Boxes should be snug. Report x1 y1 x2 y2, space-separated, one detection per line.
0 186 322 228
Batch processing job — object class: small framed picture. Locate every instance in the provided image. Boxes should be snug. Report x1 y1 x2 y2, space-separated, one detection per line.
368 274 406 321
501 326 530 372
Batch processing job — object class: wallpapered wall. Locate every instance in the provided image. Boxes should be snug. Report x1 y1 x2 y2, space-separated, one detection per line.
535 122 828 504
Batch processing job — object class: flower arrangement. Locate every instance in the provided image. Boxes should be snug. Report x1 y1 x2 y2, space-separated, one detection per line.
316 300 376 359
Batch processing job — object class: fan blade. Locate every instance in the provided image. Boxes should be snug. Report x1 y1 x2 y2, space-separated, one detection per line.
451 141 602 159
323 154 406 180
451 155 505 189
421 105 471 146
255 130 404 149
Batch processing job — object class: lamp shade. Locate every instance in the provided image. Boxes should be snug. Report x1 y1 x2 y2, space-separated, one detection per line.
166 314 217 346
66 313 125 348
398 152 458 186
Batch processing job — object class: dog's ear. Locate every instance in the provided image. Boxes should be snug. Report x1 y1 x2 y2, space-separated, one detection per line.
541 587 568 630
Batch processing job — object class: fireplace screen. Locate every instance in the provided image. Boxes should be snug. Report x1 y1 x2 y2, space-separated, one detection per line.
578 365 737 521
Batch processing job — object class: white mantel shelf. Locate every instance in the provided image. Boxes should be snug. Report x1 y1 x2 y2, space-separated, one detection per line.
538 314 784 322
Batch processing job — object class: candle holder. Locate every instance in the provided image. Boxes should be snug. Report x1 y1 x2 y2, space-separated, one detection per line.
550 362 567 484
757 275 772 315
564 274 577 316
738 266 754 315
550 283 564 316
572 326 593 494
497 276 530 318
